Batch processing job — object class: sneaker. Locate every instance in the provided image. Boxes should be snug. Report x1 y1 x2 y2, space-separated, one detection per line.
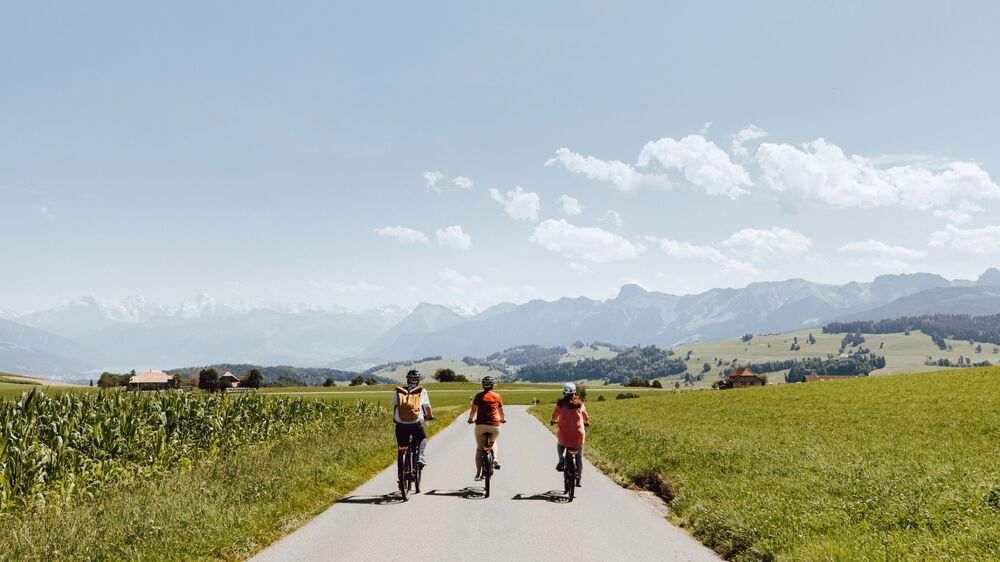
556 461 564 472
493 460 501 470
474 474 483 481
417 455 427 467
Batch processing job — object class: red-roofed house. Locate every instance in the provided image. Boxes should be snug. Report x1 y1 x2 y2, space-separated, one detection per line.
128 370 173 391
219 370 241 388
717 367 766 389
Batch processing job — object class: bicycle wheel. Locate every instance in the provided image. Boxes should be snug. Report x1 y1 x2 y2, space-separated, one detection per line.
398 450 408 501
483 450 493 497
414 461 422 493
406 450 414 492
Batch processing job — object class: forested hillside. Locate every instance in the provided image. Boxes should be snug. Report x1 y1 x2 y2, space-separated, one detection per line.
825 314 1000 347
516 345 687 383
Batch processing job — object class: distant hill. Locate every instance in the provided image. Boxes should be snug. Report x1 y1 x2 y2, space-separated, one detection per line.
0 318 106 379
836 287 1000 321
164 363 383 387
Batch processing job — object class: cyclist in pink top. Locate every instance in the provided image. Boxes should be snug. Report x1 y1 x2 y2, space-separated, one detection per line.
550 382 589 472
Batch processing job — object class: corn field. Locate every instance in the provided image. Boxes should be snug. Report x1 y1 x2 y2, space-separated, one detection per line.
0 389 384 513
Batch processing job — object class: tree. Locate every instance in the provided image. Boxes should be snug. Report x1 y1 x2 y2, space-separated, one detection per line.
97 372 129 389
171 373 182 389
350 375 364 386
741 333 753 342
674 381 680 390
241 369 264 388
455 374 469 382
807 333 816 344
89 378 94 387
702 362 711 373
365 377 378 386
577 384 588 401
976 344 983 353
198 368 220 392
651 379 663 388
433 368 457 382
322 377 337 387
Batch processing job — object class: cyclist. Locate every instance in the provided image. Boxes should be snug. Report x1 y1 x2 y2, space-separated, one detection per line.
468 375 505 481
550 382 588 476
393 369 432 466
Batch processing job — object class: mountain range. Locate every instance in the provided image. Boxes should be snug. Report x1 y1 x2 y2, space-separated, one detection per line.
2 269 999 380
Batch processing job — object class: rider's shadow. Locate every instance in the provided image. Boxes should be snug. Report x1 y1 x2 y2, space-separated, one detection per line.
511 491 569 503
338 493 407 505
425 487 487 500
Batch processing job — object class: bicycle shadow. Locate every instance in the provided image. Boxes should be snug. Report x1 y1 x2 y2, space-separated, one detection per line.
425 487 487 500
338 493 407 505
511 490 570 503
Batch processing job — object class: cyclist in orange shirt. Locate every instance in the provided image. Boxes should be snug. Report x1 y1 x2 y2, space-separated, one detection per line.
467 375 505 481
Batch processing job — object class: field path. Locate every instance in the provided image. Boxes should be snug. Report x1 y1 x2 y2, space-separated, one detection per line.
250 406 719 562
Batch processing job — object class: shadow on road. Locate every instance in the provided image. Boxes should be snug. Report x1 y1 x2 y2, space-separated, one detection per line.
511 491 570 503
338 493 406 505
425 487 487 500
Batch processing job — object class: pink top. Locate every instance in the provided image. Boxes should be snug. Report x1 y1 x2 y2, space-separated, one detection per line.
554 402 587 449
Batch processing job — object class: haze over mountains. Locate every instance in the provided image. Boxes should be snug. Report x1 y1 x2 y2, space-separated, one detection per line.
3 269 999 380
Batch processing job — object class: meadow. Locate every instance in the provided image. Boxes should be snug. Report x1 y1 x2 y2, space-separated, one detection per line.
670 329 997 389
533 367 1000 561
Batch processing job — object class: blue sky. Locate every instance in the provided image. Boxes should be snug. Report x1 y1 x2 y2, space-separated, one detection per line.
3 1 1000 313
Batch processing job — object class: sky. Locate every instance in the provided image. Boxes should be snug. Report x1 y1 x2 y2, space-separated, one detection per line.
3 1 1000 314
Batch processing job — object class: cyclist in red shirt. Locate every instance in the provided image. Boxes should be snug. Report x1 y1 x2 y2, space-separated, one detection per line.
468 375 505 481
550 382 589 473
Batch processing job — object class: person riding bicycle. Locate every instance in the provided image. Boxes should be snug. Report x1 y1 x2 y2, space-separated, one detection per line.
550 382 588 475
393 369 432 466
468 375 505 481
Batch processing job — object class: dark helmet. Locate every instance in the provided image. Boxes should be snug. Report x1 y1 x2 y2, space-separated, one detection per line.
481 375 495 388
406 369 422 383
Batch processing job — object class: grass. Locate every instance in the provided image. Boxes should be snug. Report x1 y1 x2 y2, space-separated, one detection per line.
671 329 998 389
533 367 1000 561
0 403 462 561
262 382 664 408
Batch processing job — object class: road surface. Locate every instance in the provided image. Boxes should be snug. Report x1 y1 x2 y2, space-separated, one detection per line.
250 406 720 562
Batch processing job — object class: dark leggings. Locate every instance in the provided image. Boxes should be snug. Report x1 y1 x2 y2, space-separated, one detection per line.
395 422 427 454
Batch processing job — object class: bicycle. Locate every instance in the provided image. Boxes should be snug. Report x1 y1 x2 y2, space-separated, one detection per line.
562 447 581 501
396 417 431 501
479 431 496 498
396 443 420 500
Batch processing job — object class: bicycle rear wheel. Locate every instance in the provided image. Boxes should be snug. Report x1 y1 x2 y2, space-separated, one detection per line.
398 450 408 501
483 450 493 497
414 461 422 493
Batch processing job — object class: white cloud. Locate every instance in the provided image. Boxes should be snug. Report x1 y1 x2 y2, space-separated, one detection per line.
721 227 811 262
757 138 1000 210
530 219 642 263
546 147 670 192
638 134 752 198
601 210 624 229
651 237 758 275
557 194 583 216
374 226 428 244
423 170 443 191
933 209 973 225
837 239 927 271
35 205 54 222
453 176 474 189
439 267 483 286
488 186 540 221
435 225 473 249
730 125 768 158
928 224 1000 254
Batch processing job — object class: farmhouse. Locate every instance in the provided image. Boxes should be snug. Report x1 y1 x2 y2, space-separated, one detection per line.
220 370 241 387
128 370 173 391
718 367 766 389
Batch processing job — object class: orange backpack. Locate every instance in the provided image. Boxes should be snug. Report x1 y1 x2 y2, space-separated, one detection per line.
395 385 424 422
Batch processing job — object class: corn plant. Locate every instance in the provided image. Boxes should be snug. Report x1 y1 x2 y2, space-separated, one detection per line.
0 389 384 513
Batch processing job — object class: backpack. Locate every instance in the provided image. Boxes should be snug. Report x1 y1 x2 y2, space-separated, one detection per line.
395 386 424 422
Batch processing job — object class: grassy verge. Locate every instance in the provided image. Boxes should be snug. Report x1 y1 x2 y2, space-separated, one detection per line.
0 405 461 561
532 368 1000 561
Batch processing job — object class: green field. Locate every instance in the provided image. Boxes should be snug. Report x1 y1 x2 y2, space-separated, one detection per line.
669 329 997 389
533 367 1000 561
262 381 663 407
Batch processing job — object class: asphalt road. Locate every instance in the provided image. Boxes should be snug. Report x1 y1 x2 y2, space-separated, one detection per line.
250 405 720 562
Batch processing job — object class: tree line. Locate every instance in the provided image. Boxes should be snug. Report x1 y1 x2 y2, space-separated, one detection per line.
824 314 1000 347
516 345 687 384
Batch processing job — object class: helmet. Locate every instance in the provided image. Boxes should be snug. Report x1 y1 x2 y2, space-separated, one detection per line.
563 382 577 395
406 369 422 383
481 375 495 388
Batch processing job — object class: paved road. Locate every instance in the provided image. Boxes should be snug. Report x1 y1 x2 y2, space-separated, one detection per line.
250 406 720 562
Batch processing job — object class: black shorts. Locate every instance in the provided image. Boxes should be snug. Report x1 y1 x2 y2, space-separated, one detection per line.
394 422 427 449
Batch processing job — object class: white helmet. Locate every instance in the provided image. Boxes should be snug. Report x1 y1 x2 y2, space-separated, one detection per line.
562 382 577 395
